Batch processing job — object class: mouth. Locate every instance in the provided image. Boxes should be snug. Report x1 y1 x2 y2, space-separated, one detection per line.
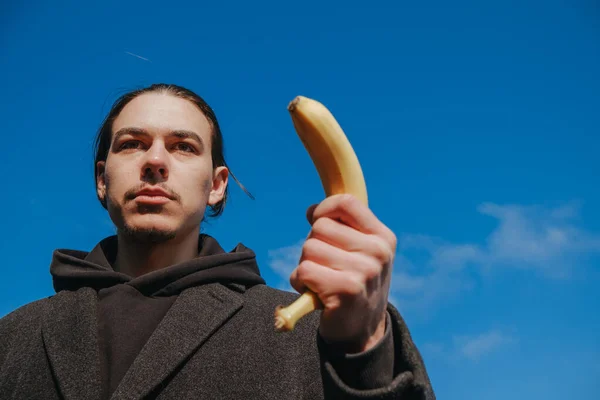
134 188 174 205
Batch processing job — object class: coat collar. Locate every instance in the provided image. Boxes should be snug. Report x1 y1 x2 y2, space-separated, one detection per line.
42 287 103 400
42 283 245 400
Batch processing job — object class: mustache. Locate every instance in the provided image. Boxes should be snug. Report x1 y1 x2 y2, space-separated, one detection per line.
123 183 181 203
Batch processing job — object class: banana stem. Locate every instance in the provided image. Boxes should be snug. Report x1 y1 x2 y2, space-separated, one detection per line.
274 290 322 332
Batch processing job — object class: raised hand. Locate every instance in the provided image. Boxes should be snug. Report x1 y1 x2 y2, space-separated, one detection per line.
290 193 397 353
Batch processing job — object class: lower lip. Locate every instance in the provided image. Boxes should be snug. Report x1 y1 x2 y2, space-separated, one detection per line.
135 195 171 205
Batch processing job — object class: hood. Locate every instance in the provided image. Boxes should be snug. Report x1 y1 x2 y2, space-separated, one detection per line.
50 234 266 296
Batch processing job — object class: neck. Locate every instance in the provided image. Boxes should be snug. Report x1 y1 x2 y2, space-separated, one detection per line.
114 227 200 278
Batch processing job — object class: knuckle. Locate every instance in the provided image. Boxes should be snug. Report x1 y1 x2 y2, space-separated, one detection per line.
311 217 330 235
302 238 320 257
346 275 367 296
295 260 313 282
388 230 398 250
289 270 302 290
363 260 382 281
370 236 394 264
339 193 358 209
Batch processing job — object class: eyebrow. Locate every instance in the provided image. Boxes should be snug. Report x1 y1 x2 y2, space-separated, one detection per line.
113 127 149 144
169 130 205 150
112 127 205 150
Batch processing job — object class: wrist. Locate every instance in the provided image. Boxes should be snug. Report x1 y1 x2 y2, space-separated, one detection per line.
360 315 387 352
320 312 387 354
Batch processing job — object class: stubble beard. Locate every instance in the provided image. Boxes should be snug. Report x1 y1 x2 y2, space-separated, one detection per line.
104 176 180 244
119 225 177 244
104 175 209 245
117 204 179 244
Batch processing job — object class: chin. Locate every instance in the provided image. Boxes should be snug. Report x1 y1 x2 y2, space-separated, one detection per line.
120 214 180 243
120 225 178 243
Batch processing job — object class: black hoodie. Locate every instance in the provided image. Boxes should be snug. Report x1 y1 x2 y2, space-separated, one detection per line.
50 234 266 399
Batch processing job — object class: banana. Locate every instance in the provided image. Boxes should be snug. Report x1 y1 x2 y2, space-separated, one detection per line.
274 96 369 332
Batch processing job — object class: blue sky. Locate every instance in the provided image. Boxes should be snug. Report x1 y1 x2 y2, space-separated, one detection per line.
1 0 599 398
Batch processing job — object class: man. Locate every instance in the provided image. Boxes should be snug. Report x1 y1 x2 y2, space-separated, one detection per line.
0 83 435 399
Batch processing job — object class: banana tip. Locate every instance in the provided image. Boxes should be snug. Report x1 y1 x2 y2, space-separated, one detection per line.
287 96 304 112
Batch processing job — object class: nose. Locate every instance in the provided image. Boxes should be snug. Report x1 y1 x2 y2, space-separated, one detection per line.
141 143 169 182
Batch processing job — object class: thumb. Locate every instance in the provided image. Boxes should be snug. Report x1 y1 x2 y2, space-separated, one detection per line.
306 203 319 225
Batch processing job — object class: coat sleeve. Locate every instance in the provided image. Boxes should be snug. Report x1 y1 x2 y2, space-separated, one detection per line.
0 306 23 369
316 303 436 399
0 315 11 369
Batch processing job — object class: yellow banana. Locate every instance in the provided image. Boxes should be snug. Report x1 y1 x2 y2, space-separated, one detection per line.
274 96 368 332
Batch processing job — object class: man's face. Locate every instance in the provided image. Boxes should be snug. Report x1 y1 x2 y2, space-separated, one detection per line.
96 92 228 241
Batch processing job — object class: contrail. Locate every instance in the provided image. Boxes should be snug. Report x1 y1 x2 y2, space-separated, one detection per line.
125 51 151 62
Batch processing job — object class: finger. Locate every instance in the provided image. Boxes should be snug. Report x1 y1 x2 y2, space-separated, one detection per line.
306 203 318 225
290 259 366 301
310 216 368 252
300 237 374 273
312 194 387 236
289 265 306 294
310 216 396 266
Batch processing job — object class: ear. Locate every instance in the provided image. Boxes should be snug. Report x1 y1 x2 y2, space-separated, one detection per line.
96 161 107 204
208 166 229 206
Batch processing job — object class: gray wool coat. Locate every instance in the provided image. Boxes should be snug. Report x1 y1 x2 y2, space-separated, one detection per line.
0 282 435 399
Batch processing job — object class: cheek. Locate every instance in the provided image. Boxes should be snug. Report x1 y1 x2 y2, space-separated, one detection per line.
201 175 212 193
176 176 213 216
182 177 212 205
175 163 213 196
105 163 136 196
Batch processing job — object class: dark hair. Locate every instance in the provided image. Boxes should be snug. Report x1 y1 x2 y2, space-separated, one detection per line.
93 83 253 218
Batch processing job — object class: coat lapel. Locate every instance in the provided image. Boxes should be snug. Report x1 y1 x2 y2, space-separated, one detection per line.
42 288 102 400
110 283 244 400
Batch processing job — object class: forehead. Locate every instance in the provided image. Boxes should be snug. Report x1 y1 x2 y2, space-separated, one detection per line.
112 92 212 140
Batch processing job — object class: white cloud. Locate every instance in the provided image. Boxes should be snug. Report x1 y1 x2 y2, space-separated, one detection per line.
266 239 304 292
454 330 516 362
423 330 516 363
391 201 600 313
265 201 600 312
480 202 600 278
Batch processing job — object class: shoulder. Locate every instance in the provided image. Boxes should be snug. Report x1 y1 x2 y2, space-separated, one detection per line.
243 284 316 319
0 288 94 333
0 297 55 361
244 284 301 304
0 297 53 331
240 284 322 333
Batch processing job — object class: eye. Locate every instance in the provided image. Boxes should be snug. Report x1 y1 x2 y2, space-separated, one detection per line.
119 140 143 151
174 142 196 153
